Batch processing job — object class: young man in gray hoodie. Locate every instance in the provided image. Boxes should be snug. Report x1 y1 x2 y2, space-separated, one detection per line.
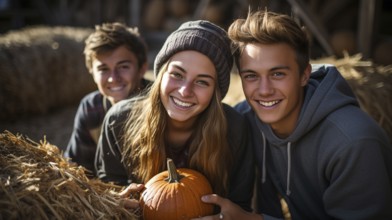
195 10 392 220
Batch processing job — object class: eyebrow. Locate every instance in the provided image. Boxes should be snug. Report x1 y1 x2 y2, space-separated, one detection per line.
171 64 216 79
270 65 290 71
117 60 132 65
96 60 132 69
239 65 290 74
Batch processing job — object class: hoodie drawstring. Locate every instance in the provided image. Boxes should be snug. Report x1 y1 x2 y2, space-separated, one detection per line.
286 142 292 196
259 125 292 196
261 132 266 183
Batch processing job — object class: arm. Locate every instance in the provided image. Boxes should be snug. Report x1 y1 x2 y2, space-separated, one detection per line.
222 105 255 211
323 139 392 219
64 99 98 173
94 101 130 185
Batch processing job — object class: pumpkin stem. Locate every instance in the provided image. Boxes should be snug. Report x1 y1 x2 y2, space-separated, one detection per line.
166 158 182 183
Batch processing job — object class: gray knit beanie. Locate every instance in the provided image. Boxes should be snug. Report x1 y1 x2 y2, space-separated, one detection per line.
154 20 233 99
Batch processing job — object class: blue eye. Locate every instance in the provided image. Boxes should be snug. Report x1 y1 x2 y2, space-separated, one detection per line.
170 71 183 79
272 72 285 78
195 80 209 87
242 73 257 81
120 65 130 69
97 68 109 75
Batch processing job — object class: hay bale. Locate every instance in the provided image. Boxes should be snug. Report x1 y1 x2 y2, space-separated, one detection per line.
0 131 138 219
312 53 392 140
0 26 96 121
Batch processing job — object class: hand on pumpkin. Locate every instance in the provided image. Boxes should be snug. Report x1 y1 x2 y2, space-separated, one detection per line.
118 183 145 210
191 194 263 220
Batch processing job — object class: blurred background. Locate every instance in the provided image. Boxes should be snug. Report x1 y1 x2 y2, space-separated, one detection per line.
1 0 391 149
1 0 392 63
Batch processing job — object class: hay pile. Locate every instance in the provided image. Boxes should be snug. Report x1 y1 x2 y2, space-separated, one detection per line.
0 131 138 220
312 53 392 139
0 26 96 121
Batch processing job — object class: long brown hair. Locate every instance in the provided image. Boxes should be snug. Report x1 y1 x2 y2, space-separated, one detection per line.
122 61 231 196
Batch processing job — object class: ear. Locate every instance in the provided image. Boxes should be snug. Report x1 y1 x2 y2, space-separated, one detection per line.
91 72 99 84
139 62 148 79
300 64 311 86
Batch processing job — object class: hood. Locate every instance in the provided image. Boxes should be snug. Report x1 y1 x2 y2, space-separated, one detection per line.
258 64 359 145
255 64 359 196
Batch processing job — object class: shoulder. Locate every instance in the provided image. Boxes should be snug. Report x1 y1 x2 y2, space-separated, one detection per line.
105 95 144 123
232 100 257 125
223 103 250 136
321 105 390 147
74 91 104 121
233 100 251 114
223 103 248 126
79 90 104 107
142 78 153 88
233 100 255 121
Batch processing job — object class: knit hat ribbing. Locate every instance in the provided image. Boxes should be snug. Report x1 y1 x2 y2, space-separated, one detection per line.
154 20 233 99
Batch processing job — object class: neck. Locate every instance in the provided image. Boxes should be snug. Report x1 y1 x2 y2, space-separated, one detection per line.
166 120 195 150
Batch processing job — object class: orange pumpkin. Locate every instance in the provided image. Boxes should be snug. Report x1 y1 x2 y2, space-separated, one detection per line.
140 158 214 220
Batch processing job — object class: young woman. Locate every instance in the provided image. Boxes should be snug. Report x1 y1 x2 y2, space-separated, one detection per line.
94 20 254 214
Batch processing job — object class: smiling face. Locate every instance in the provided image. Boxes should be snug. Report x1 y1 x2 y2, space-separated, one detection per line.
239 43 310 138
160 50 216 127
91 45 146 104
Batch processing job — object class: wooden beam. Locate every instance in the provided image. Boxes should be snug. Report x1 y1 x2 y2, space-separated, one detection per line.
358 0 381 59
129 0 140 26
286 0 334 56
319 0 354 23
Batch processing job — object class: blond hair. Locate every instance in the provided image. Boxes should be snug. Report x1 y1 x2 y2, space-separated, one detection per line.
228 10 310 73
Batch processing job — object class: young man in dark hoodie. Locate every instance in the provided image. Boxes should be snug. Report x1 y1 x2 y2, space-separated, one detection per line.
194 10 392 220
64 23 151 176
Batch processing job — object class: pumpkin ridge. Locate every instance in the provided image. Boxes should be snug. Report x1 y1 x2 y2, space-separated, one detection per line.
183 181 203 217
143 178 167 217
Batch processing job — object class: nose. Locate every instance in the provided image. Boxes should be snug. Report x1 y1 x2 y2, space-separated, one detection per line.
107 69 120 83
258 78 273 96
178 81 193 97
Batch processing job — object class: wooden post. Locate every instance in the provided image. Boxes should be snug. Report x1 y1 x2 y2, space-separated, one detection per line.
358 0 381 59
286 0 334 56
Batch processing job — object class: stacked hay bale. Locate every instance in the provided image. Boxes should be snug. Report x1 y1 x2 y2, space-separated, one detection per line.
0 131 138 219
0 26 96 121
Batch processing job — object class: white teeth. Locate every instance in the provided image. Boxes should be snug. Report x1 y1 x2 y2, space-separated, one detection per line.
259 100 279 107
173 97 193 107
110 86 124 91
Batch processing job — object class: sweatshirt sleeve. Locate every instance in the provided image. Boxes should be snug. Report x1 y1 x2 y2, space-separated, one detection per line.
64 98 99 174
323 138 392 219
94 101 130 186
224 104 255 212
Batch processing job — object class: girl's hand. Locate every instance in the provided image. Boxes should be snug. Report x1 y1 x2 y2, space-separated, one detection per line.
118 183 145 209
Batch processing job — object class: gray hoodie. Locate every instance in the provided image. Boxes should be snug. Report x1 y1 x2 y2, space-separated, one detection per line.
236 64 392 219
